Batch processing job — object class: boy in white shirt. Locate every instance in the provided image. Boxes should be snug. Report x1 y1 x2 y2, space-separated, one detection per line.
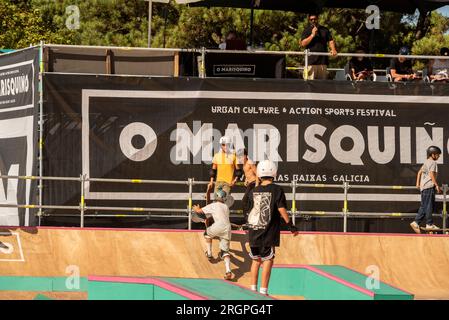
193 188 234 280
411 146 442 233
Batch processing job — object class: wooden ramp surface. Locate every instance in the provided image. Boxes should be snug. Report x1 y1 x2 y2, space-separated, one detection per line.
0 227 448 299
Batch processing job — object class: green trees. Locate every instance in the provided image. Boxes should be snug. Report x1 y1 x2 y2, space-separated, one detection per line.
1 0 448 69
0 0 69 48
412 11 449 55
30 0 149 47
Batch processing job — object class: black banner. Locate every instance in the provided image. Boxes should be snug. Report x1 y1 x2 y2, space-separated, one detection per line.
0 48 39 226
43 74 449 231
205 52 285 78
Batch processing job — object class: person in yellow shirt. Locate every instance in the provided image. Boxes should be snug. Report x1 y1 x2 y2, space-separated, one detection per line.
207 136 242 203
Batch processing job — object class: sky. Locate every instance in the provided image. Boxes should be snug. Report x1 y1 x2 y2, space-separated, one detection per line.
437 5 449 35
437 5 449 17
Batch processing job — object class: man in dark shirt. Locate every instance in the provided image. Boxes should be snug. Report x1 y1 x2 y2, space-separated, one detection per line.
390 46 420 82
300 13 337 80
246 160 298 296
349 47 374 81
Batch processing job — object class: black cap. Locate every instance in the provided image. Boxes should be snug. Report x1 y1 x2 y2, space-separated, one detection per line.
399 46 410 55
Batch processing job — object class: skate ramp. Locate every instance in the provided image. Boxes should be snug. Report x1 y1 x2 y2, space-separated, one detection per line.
88 276 274 300
0 227 448 299
265 265 413 300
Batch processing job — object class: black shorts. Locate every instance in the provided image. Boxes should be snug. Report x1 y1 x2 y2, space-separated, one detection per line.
249 246 275 261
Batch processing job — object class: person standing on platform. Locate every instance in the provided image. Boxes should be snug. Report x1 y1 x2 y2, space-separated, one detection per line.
411 146 442 233
207 136 242 203
300 13 338 80
246 160 298 296
193 187 234 280
238 148 259 218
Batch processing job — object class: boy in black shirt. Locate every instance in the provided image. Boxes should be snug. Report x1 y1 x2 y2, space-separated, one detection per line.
246 160 298 295
390 46 420 82
349 48 374 81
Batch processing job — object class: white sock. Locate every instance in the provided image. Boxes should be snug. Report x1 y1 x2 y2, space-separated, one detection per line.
206 242 212 255
224 256 231 273
250 285 257 291
259 287 268 295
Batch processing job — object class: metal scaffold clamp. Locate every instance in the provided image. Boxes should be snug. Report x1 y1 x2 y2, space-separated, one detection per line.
342 182 350 233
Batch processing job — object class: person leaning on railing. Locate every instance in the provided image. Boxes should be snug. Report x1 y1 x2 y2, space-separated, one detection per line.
300 12 338 80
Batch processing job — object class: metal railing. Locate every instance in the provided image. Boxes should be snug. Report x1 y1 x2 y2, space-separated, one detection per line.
43 43 449 79
195 48 449 78
0 174 447 232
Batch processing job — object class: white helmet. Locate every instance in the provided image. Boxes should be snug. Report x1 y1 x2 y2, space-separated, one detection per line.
257 160 277 178
219 136 231 145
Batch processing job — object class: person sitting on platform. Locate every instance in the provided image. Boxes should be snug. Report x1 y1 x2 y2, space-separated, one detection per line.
390 46 421 82
219 31 246 50
428 47 449 83
348 47 374 81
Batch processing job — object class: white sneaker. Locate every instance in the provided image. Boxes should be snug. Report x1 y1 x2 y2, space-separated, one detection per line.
410 221 420 234
426 224 440 230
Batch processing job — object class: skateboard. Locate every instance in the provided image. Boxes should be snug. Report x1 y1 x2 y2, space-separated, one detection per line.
420 227 449 234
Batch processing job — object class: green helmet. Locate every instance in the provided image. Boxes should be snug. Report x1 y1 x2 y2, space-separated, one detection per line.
215 187 227 202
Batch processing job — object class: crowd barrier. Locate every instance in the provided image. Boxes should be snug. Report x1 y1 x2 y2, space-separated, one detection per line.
0 175 447 232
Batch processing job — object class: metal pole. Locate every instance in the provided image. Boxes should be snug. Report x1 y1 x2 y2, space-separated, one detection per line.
291 180 297 226
38 40 44 226
443 184 447 230
304 49 309 80
80 174 86 228
343 182 349 233
162 4 168 48
188 178 193 230
148 0 153 48
200 47 206 78
249 5 255 48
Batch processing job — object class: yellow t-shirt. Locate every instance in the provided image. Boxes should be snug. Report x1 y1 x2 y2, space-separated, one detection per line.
213 151 237 184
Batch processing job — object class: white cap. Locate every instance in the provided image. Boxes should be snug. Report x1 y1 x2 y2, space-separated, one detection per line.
219 136 231 145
